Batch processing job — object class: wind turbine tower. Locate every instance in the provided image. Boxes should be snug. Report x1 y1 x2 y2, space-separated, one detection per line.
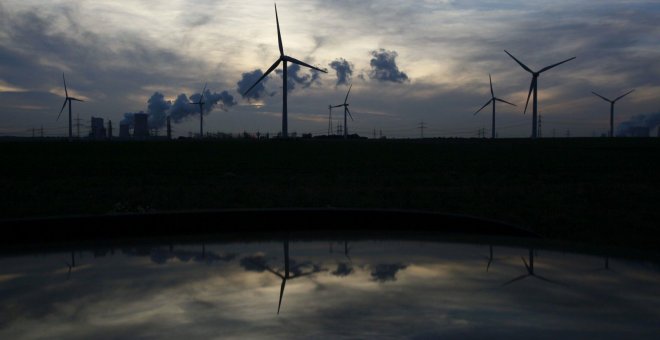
504 50 575 138
592 89 634 137
243 4 328 138
474 74 516 138
190 83 207 138
57 74 84 140
332 84 353 139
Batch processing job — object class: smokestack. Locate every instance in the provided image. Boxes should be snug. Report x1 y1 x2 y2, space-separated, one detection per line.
167 116 172 140
107 120 113 140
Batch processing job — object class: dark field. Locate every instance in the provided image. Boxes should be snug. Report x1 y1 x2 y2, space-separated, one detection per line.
1 138 659 250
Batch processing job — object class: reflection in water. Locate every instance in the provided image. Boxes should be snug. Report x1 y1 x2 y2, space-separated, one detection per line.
502 248 561 286
1 240 659 338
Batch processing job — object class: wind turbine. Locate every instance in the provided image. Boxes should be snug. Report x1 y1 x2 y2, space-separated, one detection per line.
332 84 353 139
57 74 84 139
592 89 634 137
502 249 560 286
190 83 207 138
474 74 516 139
504 50 575 138
255 240 320 314
243 4 328 138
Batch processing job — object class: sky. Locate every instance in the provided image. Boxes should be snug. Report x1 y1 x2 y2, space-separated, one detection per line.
1 0 659 138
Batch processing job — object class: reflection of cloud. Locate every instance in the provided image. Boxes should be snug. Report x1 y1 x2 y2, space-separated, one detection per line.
331 263 353 277
370 263 408 282
239 254 268 272
122 247 236 265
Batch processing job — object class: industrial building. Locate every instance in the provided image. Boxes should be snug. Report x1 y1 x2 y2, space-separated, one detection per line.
133 113 149 139
90 117 107 139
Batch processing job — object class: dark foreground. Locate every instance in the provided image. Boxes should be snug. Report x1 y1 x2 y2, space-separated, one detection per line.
1 138 659 251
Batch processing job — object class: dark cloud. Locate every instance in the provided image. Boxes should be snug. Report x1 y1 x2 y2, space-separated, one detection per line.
370 263 407 282
331 262 354 277
368 49 409 83
237 69 270 101
240 255 268 272
275 63 321 91
329 58 354 86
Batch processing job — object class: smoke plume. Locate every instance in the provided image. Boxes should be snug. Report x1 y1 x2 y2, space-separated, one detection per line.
329 58 353 86
275 63 321 91
617 111 660 136
369 49 409 83
237 69 270 100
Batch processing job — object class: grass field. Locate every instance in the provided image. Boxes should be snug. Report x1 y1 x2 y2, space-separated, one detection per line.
1 138 659 250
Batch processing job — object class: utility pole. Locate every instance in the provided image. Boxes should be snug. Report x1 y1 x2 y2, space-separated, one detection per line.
107 120 113 139
379 129 382 138
40 126 44 138
418 121 426 138
538 114 543 138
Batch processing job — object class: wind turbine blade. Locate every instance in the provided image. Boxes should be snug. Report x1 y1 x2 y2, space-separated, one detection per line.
200 82 208 101
264 266 285 279
474 99 493 115
538 57 576 73
243 59 281 95
70 97 84 102
344 84 352 104
614 89 634 102
504 50 533 73
62 73 68 98
346 107 353 121
489 74 494 97
591 91 611 103
284 56 327 73
523 78 535 114
277 278 286 314
502 274 528 286
57 99 68 120
275 4 283 56
332 104 344 108
495 98 516 106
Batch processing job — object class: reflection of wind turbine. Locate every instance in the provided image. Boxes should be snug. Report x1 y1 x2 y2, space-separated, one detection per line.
591 90 634 137
484 245 499 272
332 84 353 139
504 50 575 138
57 74 84 140
502 249 560 286
261 240 315 314
474 74 516 139
242 4 328 138
190 83 207 138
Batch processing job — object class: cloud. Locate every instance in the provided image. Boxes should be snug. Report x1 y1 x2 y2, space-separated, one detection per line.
370 263 408 282
237 69 270 101
239 255 269 272
331 262 354 277
329 58 354 86
368 49 409 83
